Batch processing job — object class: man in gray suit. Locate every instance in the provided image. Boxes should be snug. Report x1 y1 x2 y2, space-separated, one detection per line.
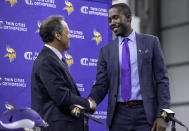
31 16 96 131
89 3 170 131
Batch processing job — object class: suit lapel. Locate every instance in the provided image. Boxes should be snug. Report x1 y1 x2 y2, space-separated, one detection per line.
111 38 120 94
112 38 119 70
136 33 145 74
43 46 81 96
58 58 81 96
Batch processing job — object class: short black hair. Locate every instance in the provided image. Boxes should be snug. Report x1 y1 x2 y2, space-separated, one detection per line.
109 3 131 16
39 16 64 43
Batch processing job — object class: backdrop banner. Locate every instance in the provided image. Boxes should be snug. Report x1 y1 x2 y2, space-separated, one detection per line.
0 0 112 131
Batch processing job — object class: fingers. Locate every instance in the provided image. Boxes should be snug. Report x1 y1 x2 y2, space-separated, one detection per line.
151 119 157 131
151 123 156 131
152 118 167 131
88 97 96 108
88 97 97 114
157 126 165 131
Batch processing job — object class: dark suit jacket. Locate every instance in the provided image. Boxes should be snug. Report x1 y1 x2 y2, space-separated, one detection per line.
31 46 90 131
89 33 170 127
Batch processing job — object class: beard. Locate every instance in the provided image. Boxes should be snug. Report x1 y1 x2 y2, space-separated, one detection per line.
113 24 129 37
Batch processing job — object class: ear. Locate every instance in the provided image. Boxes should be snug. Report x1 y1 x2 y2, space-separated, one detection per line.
54 32 61 41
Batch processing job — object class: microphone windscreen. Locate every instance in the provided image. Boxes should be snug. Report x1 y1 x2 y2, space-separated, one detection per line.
70 105 81 118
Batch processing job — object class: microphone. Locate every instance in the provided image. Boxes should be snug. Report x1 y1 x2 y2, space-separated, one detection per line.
161 109 182 125
70 105 105 125
70 104 84 118
161 109 189 131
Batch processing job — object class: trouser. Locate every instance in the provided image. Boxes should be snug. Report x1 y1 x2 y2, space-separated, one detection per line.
110 103 151 131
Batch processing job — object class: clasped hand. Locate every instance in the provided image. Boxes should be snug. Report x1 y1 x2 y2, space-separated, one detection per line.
151 118 167 131
88 97 97 114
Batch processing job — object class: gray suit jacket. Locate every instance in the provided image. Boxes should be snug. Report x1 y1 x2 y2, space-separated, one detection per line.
89 33 170 126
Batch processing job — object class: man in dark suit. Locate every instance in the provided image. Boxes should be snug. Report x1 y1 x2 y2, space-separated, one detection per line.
88 3 170 131
31 16 95 131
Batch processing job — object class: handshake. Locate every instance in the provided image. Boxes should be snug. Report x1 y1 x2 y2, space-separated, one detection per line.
70 97 96 118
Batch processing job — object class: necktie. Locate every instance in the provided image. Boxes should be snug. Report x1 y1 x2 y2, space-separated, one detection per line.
121 38 131 102
62 58 68 67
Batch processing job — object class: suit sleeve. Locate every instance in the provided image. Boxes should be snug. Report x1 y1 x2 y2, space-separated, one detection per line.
38 58 90 111
89 47 109 105
153 36 171 117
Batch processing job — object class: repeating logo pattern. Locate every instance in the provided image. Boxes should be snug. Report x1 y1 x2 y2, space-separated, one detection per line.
5 102 14 110
64 52 74 67
63 0 74 15
81 6 88 14
25 0 33 5
25 0 56 8
36 21 41 33
24 51 38 61
0 1 110 126
80 57 97 67
5 0 17 7
4 46 16 62
0 20 28 32
80 5 108 17
92 29 102 45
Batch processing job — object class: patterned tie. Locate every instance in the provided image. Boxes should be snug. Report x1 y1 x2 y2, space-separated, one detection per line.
121 38 131 102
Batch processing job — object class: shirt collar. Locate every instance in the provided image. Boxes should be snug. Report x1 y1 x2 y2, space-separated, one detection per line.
118 30 136 45
45 44 63 60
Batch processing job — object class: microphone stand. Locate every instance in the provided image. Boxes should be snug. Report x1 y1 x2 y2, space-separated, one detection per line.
170 118 189 131
171 120 176 131
161 109 189 131
70 105 106 131
83 113 107 131
84 117 89 131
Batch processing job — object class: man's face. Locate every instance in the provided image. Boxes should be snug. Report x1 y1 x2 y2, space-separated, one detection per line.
60 21 71 51
108 7 131 37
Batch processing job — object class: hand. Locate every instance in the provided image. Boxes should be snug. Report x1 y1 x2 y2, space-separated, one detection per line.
151 118 167 131
88 97 97 114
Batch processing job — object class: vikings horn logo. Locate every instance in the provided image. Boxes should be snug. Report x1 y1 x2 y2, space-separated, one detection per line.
73 107 80 116
162 111 167 119
4 46 16 62
5 0 17 7
64 52 73 67
36 21 41 33
92 29 102 45
63 0 74 15
0 108 48 130
5 102 14 110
